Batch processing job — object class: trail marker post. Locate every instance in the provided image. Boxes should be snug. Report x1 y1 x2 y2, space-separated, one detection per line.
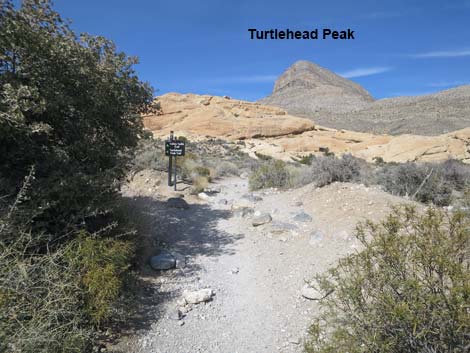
165 131 186 191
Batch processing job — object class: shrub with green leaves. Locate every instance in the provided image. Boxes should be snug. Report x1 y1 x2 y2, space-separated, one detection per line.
249 159 291 190
0 1 152 351
305 205 470 353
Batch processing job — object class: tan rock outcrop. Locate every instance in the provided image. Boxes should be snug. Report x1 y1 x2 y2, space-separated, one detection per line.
144 93 470 164
143 93 315 140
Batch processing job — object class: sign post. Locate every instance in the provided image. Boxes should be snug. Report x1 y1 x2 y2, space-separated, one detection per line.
165 131 186 191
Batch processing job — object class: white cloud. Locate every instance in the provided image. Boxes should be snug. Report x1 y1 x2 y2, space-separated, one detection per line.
339 67 392 78
413 49 470 58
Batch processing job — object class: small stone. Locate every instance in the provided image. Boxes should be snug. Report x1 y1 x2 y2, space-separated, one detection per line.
206 185 222 194
301 283 322 300
168 309 183 320
218 199 228 205
178 321 185 326
166 197 189 209
230 267 239 274
240 172 249 179
150 251 176 270
289 338 300 345
183 289 214 304
252 213 272 227
173 252 186 269
270 221 298 234
293 211 313 222
176 298 187 307
233 207 254 218
242 193 263 202
309 230 324 245
198 192 210 201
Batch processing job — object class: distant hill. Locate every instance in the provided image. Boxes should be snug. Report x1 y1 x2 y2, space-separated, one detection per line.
259 60 470 135
323 86 470 135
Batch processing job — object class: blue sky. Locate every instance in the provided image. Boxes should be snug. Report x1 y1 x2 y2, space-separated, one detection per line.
27 1 470 100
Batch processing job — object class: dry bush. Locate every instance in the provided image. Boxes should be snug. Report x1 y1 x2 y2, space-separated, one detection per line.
305 205 470 353
374 159 470 206
249 159 291 190
290 154 369 188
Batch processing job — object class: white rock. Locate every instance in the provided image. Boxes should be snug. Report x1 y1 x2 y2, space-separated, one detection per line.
183 289 213 304
301 284 323 300
252 213 272 227
240 172 249 179
198 192 210 201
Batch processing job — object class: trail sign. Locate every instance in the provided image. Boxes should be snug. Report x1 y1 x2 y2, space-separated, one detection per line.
165 140 185 156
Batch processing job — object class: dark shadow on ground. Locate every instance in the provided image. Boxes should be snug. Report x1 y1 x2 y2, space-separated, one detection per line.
108 194 243 348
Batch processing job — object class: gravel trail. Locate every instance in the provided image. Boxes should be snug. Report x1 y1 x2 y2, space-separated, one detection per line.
113 173 414 353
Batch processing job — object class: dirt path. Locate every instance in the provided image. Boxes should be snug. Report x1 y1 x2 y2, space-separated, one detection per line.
113 173 414 353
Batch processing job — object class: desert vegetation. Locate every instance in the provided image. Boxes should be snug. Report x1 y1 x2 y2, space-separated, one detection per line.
0 1 153 351
249 153 470 207
132 137 262 193
305 205 470 352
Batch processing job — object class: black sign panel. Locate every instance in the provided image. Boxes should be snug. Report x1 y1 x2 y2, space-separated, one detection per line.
165 140 185 156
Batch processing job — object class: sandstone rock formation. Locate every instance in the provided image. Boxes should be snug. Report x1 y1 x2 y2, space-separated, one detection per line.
259 60 374 115
143 93 315 140
143 92 470 164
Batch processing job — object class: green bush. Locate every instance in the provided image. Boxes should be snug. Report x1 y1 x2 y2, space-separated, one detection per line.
66 234 134 325
249 159 291 190
305 205 470 353
0 1 151 351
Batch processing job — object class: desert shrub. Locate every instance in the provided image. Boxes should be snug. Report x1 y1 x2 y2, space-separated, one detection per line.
0 175 135 352
191 175 209 194
66 234 134 325
308 154 368 187
249 159 291 190
132 138 167 172
305 205 470 353
373 159 470 206
292 154 315 165
254 151 273 161
215 161 239 177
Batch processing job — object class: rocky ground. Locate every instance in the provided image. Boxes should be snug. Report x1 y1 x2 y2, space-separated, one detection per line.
110 171 416 353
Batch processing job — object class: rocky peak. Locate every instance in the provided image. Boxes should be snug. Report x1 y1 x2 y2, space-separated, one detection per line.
259 60 374 116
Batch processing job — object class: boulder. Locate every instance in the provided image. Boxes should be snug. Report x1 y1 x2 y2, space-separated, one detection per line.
150 251 176 270
252 213 272 226
183 289 214 304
